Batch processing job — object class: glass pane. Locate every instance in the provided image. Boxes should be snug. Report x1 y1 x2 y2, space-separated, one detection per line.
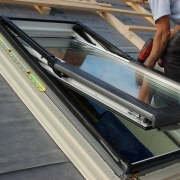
60 84 180 164
33 37 180 109
13 35 180 164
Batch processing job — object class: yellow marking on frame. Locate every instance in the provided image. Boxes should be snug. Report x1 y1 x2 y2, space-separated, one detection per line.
0 36 46 92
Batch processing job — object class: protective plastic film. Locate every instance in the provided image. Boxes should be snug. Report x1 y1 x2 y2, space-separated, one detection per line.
20 35 180 167
33 37 180 110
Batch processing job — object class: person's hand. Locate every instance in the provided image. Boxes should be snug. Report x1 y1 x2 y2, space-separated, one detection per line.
137 63 153 105
138 77 153 105
136 59 154 104
135 62 146 86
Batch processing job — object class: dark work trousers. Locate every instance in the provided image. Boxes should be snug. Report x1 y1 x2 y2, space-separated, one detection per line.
153 30 180 107
163 30 180 81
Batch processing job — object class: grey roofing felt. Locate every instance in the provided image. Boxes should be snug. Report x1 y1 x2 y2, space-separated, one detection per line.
0 75 84 180
0 163 83 180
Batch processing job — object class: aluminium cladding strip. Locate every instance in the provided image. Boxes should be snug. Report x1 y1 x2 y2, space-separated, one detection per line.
0 36 120 180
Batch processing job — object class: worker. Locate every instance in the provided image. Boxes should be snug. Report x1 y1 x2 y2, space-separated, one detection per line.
138 0 180 105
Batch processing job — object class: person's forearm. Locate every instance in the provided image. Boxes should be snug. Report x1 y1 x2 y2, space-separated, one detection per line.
145 29 170 69
145 15 171 69
138 79 153 104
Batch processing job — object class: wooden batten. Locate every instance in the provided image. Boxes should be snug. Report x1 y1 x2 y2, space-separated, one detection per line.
58 0 113 8
120 0 149 5
126 25 156 32
34 5 51 14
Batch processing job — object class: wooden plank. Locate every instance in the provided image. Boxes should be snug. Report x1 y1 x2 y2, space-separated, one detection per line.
121 0 149 5
58 0 113 8
126 2 155 25
0 0 153 17
34 5 51 14
56 1 153 17
33 0 112 14
126 25 156 32
126 26 174 32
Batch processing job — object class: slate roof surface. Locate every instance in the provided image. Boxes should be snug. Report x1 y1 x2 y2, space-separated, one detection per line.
0 75 84 180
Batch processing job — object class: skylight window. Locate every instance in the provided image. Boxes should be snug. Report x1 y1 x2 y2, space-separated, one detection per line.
1 16 180 179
